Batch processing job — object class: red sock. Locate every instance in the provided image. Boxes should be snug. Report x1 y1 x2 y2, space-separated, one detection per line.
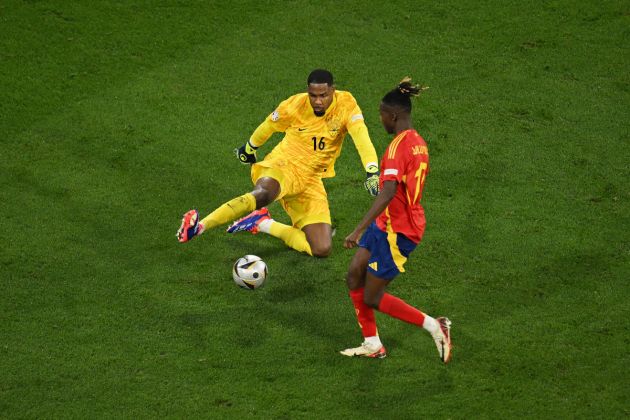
378 293 426 327
349 288 377 337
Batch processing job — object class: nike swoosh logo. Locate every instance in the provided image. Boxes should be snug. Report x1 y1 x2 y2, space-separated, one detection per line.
297 128 307 131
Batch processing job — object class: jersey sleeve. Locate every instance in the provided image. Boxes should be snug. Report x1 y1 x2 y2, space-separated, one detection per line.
345 100 366 130
345 101 378 171
381 135 408 183
249 98 293 148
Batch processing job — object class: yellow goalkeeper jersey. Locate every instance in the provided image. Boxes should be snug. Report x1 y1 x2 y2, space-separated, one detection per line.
249 90 377 178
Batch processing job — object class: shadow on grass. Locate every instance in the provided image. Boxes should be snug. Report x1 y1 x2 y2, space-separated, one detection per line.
346 359 455 417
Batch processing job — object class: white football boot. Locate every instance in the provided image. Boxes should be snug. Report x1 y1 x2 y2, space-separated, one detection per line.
340 341 387 359
431 317 452 363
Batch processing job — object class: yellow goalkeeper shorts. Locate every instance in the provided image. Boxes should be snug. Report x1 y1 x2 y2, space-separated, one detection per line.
251 159 331 229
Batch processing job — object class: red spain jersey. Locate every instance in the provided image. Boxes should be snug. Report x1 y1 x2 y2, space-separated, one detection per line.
375 129 429 244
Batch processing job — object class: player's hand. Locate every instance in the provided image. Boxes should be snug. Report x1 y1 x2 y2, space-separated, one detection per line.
364 164 379 196
344 230 362 249
235 140 257 164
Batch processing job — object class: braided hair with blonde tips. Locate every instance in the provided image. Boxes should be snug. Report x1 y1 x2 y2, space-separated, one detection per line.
381 77 428 113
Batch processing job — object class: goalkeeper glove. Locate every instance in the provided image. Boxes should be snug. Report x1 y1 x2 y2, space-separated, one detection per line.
235 140 258 164
364 164 380 196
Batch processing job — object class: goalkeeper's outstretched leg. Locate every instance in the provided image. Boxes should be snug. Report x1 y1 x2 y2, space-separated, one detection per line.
176 176 279 243
226 208 332 257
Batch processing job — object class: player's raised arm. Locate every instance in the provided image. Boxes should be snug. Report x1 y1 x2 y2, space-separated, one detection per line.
347 109 379 196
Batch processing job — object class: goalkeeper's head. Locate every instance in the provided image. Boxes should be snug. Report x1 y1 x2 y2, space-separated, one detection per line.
307 69 335 117
379 77 424 134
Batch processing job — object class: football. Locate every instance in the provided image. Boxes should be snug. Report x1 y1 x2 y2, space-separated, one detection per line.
232 255 268 290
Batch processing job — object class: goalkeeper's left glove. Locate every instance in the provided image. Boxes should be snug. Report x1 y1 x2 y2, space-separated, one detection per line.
235 140 258 164
364 164 380 196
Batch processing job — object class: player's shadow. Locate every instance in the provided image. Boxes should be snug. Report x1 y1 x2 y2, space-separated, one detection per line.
345 357 454 418
264 275 318 303
259 285 351 345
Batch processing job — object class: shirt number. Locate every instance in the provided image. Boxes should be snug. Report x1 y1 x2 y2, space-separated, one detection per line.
413 162 428 204
312 137 325 151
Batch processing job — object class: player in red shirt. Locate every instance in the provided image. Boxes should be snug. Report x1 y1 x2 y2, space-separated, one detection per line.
340 78 452 362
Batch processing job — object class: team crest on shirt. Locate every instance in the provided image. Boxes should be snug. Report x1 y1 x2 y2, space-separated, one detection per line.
327 118 341 137
271 110 280 121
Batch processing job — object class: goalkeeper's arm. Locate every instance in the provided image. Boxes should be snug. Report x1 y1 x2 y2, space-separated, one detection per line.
348 122 379 196
235 119 277 164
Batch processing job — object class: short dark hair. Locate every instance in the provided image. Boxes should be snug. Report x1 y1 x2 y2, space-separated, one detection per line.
307 69 334 86
382 77 424 113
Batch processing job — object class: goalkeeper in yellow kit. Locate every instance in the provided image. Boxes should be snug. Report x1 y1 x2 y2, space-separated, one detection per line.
177 69 379 257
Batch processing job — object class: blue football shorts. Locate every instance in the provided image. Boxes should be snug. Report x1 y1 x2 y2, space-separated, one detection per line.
358 221 417 280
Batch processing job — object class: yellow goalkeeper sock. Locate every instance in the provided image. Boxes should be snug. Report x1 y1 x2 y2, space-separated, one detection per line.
267 221 312 256
201 193 256 230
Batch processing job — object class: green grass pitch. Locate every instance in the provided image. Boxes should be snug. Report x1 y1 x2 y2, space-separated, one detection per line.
1 0 628 418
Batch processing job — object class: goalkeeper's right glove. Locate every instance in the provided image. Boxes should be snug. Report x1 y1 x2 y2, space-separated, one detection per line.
235 140 258 164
